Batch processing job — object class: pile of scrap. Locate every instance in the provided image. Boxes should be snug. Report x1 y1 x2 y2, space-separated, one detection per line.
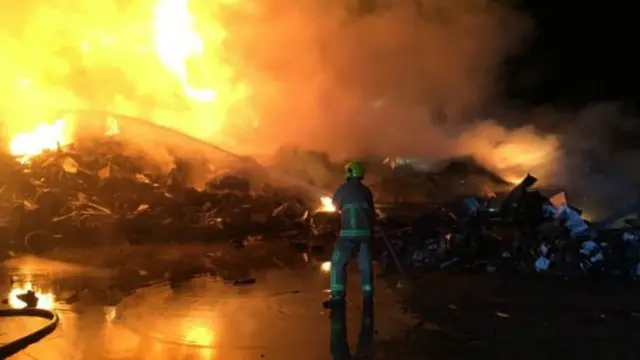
373 173 640 281
279 151 640 282
375 156 512 204
3 129 638 283
0 138 317 255
270 151 512 205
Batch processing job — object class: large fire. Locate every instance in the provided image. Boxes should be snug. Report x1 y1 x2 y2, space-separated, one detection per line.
4 0 245 161
1 0 559 186
6 0 218 162
153 0 216 102
9 115 117 163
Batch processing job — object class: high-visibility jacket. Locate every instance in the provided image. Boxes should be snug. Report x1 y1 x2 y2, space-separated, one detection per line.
332 178 375 237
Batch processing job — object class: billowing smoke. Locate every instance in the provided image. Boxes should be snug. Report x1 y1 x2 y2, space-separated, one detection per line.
0 1 546 164
12 0 628 210
549 104 640 219
232 1 539 157
210 0 638 217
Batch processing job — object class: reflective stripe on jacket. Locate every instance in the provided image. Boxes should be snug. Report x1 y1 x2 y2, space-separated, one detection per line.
332 179 375 237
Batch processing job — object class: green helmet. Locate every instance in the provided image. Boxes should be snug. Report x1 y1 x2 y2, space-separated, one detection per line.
345 161 365 179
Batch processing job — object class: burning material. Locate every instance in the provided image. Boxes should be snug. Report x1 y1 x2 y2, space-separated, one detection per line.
8 281 55 310
0 114 328 255
8 114 119 164
0 110 635 285
0 0 254 161
10 119 71 163
153 0 215 102
320 261 331 273
319 196 336 213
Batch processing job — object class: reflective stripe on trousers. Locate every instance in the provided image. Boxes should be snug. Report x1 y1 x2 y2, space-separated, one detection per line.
329 236 373 297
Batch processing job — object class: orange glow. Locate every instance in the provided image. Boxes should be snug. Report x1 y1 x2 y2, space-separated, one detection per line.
181 319 217 358
458 123 561 186
0 0 559 187
318 196 336 212
320 261 331 273
501 174 526 185
489 142 553 185
105 116 120 136
153 0 216 102
3 0 250 158
9 116 119 162
9 119 72 163
8 281 55 310
105 306 117 322
183 323 215 346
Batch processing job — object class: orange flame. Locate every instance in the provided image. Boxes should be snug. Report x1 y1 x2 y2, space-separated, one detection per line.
320 261 331 273
1 0 559 187
318 196 336 212
5 0 239 158
9 119 72 163
8 281 55 310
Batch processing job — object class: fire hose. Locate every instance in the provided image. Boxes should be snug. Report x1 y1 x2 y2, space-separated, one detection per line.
0 308 60 359
375 227 408 278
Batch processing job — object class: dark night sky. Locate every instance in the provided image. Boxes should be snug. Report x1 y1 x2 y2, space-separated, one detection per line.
504 0 639 109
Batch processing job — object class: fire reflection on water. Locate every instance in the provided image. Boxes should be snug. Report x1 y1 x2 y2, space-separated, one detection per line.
182 319 217 358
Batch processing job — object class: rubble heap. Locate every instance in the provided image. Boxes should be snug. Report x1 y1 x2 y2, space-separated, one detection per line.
375 173 640 281
2 128 639 282
0 138 315 255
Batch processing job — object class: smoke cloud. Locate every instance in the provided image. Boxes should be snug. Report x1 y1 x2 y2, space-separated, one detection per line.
14 0 639 214
216 0 638 217
0 0 541 164
231 1 537 157
2 0 636 218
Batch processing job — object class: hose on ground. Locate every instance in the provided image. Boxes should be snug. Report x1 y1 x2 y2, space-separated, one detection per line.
0 308 59 359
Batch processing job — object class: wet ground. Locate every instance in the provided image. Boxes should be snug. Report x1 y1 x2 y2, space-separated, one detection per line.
0 243 414 360
381 272 640 360
2 243 640 359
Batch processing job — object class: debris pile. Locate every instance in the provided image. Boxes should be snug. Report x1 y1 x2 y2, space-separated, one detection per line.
3 129 639 283
0 138 317 255
375 172 640 281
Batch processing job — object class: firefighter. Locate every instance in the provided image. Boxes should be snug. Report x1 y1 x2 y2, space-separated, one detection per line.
323 161 376 310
